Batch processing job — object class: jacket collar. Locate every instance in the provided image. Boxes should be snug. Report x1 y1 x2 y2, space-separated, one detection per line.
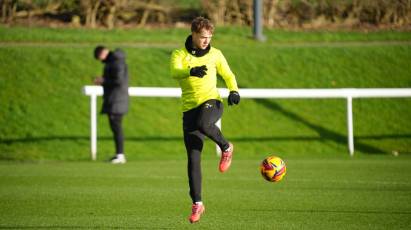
185 35 210 57
103 51 113 63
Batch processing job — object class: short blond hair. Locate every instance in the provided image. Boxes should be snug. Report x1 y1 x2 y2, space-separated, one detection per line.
191 16 214 33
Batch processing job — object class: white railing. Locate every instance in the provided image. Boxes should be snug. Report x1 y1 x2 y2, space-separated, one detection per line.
83 86 411 160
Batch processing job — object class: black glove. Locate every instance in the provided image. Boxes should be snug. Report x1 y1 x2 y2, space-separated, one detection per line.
228 91 240 106
190 65 207 78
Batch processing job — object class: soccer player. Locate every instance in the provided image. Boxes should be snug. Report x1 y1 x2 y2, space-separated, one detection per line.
170 16 240 223
93 46 129 164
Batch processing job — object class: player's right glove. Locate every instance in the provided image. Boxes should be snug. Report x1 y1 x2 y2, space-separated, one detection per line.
228 91 240 106
190 65 207 78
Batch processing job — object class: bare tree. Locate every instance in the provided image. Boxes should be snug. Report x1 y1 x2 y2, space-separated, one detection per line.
1 0 17 23
201 0 227 25
1 0 410 29
102 0 116 29
130 0 170 27
81 0 101 28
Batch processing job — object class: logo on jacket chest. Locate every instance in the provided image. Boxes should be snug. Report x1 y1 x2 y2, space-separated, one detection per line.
204 103 213 109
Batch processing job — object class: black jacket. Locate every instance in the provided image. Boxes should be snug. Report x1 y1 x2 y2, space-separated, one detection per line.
101 49 129 114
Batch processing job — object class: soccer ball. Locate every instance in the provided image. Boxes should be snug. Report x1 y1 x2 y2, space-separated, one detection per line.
260 156 286 182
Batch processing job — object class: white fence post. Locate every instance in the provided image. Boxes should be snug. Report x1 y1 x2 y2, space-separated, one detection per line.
90 94 97 161
346 96 354 156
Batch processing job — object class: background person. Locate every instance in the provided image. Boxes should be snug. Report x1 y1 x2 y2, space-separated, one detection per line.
93 45 129 164
170 16 240 223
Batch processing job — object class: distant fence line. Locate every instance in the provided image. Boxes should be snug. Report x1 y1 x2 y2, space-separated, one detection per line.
83 85 411 160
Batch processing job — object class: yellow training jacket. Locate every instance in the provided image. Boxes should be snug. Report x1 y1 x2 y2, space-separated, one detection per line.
170 46 239 112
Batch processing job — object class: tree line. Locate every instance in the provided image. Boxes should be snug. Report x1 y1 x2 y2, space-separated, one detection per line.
1 0 410 29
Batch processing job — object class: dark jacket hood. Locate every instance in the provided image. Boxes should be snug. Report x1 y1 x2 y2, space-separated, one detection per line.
104 49 125 62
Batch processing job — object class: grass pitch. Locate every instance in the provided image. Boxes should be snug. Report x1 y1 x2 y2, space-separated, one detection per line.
1 155 410 229
0 26 410 229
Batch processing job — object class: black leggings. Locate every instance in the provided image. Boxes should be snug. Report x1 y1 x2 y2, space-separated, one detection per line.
183 99 229 203
108 113 124 154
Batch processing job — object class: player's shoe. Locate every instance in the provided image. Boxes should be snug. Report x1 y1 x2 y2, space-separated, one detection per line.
110 154 126 164
189 203 205 223
219 142 233 173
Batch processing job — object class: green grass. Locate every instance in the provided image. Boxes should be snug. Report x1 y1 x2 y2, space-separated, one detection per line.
0 26 411 229
1 25 411 44
1 156 411 229
1 36 410 161
0 27 410 161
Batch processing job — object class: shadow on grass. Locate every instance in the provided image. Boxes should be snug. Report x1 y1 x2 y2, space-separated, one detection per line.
249 208 411 215
2 135 411 143
0 136 182 143
254 99 396 154
0 226 171 229
1 134 410 153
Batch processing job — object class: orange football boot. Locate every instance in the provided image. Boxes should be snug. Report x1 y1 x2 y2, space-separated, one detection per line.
219 142 233 173
189 203 205 223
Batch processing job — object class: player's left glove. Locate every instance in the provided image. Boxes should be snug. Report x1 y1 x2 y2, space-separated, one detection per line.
228 91 240 106
190 65 207 78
